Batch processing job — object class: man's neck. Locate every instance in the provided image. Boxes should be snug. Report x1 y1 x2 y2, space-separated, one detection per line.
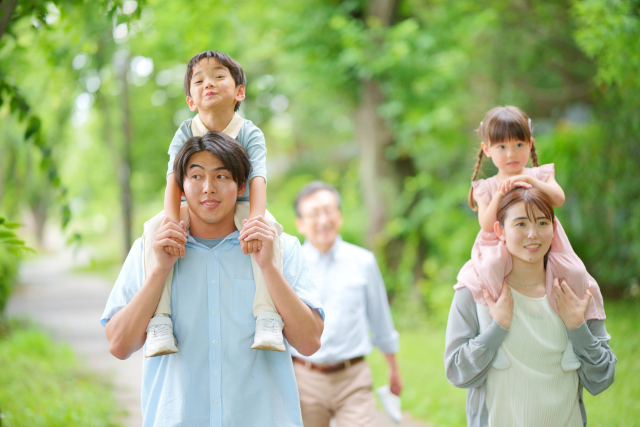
508 256 546 286
188 209 237 239
311 238 337 254
197 108 235 132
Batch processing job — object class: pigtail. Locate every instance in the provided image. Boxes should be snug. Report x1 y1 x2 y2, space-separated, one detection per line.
468 147 484 211
530 140 539 167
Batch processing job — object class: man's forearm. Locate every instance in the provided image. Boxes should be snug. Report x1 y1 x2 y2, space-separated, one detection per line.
105 267 170 360
261 264 323 356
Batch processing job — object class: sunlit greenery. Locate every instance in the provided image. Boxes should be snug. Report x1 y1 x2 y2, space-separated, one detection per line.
0 321 122 426
0 0 638 425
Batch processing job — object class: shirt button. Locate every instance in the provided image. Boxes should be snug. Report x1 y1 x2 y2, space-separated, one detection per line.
213 371 217 375
211 279 215 284
214 400 218 404
212 340 217 344
212 310 216 314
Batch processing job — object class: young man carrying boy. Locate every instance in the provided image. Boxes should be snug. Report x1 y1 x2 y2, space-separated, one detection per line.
102 132 324 426
144 51 286 356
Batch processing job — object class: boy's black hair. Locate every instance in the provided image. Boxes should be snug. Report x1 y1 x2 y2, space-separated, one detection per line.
183 51 247 112
294 181 342 217
173 131 252 193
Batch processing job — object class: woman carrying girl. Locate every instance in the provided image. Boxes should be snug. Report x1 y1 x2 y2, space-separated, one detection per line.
445 186 616 426
456 106 605 370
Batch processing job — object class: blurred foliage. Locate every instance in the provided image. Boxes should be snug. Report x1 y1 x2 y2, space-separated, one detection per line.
0 320 122 426
0 0 638 316
0 218 32 318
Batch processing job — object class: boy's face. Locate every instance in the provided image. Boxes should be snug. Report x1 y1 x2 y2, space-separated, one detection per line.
182 151 245 233
186 58 245 113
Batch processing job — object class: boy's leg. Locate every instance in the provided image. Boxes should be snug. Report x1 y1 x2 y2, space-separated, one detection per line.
234 202 285 351
142 210 178 357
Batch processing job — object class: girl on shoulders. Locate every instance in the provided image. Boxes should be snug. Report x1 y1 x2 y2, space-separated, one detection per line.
456 106 605 370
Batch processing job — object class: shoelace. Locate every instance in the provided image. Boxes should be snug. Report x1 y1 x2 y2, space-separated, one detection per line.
258 320 279 333
149 324 171 338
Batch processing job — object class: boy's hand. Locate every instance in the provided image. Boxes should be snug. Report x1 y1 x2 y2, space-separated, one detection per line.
240 238 263 255
163 238 185 258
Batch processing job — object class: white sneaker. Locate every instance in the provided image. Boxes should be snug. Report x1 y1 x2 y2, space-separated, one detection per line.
145 317 178 358
251 314 285 352
376 385 402 424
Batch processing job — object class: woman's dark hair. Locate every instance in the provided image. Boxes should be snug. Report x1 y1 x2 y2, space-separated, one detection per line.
173 131 252 193
183 50 246 112
497 187 555 265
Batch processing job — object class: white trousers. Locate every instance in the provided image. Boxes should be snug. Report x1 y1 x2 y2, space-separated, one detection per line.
142 201 283 320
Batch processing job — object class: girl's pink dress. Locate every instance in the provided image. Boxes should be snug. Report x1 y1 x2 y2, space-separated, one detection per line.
455 164 606 320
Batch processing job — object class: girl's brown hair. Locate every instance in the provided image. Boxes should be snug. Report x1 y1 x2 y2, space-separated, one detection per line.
468 106 539 211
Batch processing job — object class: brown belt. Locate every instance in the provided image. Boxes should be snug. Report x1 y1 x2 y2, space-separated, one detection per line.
292 356 364 374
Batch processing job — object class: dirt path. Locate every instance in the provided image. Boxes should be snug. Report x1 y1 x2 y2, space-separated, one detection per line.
8 249 428 427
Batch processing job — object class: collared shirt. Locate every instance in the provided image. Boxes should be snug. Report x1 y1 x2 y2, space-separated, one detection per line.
290 236 399 364
101 231 324 427
166 113 267 201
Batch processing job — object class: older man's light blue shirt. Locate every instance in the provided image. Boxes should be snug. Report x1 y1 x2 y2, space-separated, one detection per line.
101 231 323 427
290 236 398 364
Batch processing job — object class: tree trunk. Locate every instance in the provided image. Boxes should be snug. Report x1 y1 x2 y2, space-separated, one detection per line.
119 55 133 258
355 0 401 248
0 0 18 40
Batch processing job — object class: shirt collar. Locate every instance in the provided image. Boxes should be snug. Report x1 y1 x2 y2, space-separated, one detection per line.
191 112 244 139
303 235 342 261
186 229 240 251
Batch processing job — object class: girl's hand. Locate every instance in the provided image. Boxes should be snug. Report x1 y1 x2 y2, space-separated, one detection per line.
497 176 532 196
553 278 592 329
483 281 514 329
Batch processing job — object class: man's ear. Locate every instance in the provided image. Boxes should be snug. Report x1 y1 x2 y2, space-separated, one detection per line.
481 141 491 158
494 221 505 241
295 216 304 235
237 181 246 197
235 84 246 103
186 96 197 112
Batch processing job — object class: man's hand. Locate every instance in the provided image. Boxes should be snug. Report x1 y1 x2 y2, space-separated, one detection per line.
238 216 276 270
483 280 514 330
154 217 187 273
553 278 592 329
389 368 403 396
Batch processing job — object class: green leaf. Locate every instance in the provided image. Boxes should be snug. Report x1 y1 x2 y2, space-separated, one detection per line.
2 239 26 246
0 230 18 239
2 222 21 229
62 205 71 229
25 116 41 140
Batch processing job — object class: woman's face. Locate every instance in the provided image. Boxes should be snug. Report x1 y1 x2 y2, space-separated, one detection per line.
495 201 554 264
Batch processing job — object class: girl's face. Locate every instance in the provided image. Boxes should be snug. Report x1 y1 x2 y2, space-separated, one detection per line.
495 201 554 264
481 139 532 176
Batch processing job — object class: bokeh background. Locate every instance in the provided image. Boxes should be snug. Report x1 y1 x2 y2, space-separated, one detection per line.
1 0 639 426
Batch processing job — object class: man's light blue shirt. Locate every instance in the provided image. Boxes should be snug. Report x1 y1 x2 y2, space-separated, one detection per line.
101 230 324 427
290 236 399 364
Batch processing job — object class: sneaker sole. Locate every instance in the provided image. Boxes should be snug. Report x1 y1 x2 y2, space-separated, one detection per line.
144 346 179 358
251 341 286 352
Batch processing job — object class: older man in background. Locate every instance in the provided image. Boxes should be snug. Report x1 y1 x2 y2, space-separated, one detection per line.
291 181 402 427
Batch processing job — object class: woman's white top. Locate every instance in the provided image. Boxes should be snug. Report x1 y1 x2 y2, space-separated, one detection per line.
485 288 582 427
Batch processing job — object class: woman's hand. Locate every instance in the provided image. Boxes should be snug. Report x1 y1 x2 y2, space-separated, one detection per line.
483 281 514 330
553 278 592 329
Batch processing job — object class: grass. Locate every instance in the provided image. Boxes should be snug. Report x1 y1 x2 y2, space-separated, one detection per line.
367 298 640 427
0 320 123 427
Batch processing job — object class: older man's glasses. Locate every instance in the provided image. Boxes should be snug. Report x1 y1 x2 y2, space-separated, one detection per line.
301 205 339 220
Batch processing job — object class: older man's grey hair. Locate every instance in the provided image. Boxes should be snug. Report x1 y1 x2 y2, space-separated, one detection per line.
294 181 342 217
